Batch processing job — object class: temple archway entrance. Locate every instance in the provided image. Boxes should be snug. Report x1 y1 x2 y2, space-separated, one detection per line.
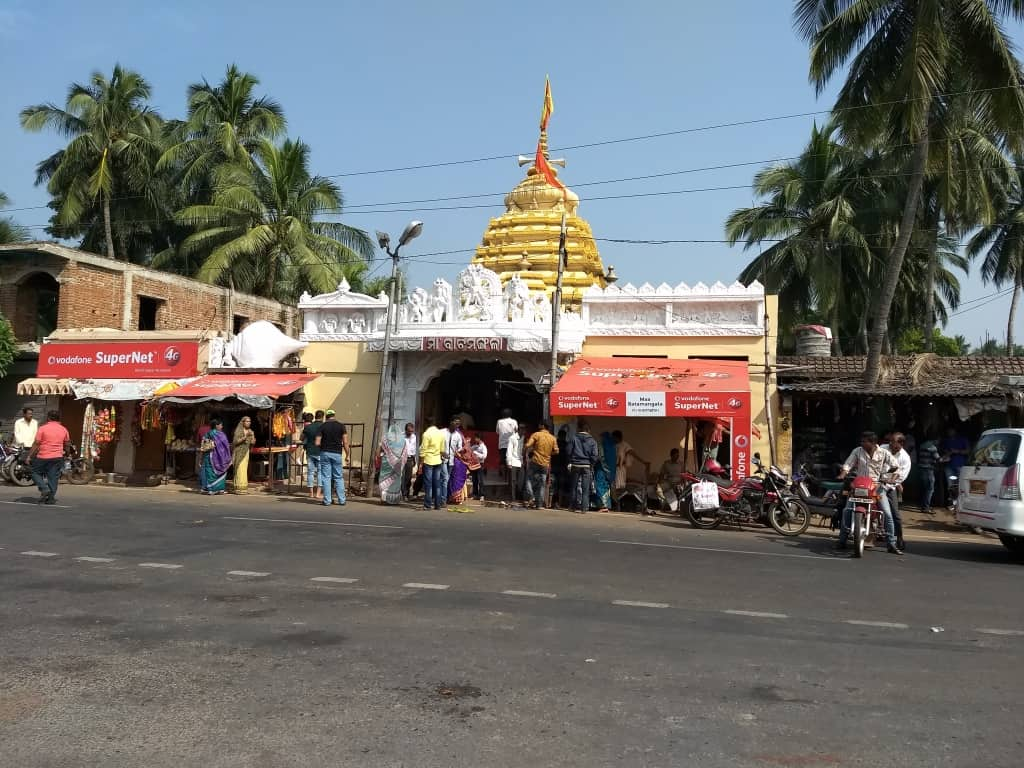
418 361 541 432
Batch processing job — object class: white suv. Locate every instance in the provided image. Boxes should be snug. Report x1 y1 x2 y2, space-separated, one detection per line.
956 428 1024 556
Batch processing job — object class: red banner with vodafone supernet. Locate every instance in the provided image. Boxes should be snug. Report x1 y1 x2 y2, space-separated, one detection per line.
38 341 200 379
550 357 754 478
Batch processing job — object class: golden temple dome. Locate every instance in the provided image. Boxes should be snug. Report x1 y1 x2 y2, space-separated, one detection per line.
472 125 606 305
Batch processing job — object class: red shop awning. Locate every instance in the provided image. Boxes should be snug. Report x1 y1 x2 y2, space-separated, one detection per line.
550 357 750 418
163 373 319 400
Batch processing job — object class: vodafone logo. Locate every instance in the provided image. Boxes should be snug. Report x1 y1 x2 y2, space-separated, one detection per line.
734 434 749 449
164 346 182 366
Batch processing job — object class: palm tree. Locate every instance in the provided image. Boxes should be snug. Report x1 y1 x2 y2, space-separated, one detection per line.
0 192 30 244
20 65 163 260
795 0 1024 384
727 122 878 354
967 157 1024 355
172 138 374 302
158 65 285 199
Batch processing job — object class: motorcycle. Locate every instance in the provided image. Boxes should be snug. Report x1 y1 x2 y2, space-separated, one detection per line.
682 454 810 536
61 445 94 485
792 463 845 525
846 475 887 558
7 445 93 488
0 440 17 483
7 447 36 487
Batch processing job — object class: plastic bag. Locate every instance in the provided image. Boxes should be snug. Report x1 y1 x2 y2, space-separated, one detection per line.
691 480 720 510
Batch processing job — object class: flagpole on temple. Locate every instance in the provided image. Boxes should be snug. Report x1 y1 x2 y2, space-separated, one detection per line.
549 212 567 414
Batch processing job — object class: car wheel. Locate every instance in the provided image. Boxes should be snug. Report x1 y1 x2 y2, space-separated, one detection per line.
998 534 1024 558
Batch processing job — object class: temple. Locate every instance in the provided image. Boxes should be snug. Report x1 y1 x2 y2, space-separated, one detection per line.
297 80 782 488
471 131 607 305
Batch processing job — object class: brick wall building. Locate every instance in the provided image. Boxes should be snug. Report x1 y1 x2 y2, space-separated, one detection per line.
0 241 297 342
0 242 299 441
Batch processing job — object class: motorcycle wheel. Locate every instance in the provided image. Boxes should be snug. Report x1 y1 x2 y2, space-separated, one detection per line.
768 498 811 537
65 460 94 486
853 512 865 558
10 462 35 487
685 499 721 529
1 458 14 483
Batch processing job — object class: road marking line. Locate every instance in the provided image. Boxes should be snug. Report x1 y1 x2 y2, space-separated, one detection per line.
74 556 115 563
20 550 59 558
613 600 670 609
310 577 359 584
502 590 557 599
403 582 449 590
601 539 841 560
227 570 270 577
844 620 909 629
976 628 1024 636
724 609 789 619
223 516 402 530
138 562 183 570
0 500 71 509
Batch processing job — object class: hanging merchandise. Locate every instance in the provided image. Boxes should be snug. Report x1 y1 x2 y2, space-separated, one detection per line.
93 406 118 445
81 402 96 462
271 409 295 439
165 423 175 446
139 400 163 431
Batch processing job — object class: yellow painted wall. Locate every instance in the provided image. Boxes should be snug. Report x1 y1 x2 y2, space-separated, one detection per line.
300 342 382 434
577 295 785 472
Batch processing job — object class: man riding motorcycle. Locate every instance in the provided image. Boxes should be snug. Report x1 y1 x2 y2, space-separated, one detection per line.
836 430 903 555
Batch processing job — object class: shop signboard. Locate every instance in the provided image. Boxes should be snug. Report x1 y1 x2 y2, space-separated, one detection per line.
38 341 200 379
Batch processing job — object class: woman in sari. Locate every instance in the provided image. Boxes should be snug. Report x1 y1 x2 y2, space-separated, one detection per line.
200 419 232 495
448 441 475 505
379 424 408 505
232 416 256 494
592 431 616 511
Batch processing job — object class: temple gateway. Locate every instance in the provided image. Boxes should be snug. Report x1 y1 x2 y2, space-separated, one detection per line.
298 94 780 482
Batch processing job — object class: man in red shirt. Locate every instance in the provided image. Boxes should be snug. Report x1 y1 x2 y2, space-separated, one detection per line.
30 410 71 505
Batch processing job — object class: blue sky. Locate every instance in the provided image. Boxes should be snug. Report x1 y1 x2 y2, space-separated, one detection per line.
0 0 1020 348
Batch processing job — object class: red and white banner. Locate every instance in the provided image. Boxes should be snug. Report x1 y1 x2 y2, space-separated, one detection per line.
550 357 754 478
38 342 200 379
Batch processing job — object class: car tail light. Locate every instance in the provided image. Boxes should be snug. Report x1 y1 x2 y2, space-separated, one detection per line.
999 464 1021 500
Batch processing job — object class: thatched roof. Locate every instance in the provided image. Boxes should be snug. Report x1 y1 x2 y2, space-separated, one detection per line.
777 354 1024 398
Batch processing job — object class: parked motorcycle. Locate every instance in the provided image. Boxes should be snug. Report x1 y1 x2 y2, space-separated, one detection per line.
60 445 94 485
0 440 17 483
682 454 810 536
792 463 845 525
7 447 35 487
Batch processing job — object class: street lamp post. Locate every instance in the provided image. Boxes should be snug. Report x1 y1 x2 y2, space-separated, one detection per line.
368 220 423 491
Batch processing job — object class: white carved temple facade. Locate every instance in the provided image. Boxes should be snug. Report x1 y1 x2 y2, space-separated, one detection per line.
297 265 769 440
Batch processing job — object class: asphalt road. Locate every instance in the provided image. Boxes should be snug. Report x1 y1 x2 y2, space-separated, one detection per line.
1 484 1022 768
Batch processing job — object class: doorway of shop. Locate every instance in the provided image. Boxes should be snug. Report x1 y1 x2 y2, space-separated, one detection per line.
419 361 540 433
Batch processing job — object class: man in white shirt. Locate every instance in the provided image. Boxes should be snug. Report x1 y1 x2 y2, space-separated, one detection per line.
495 409 518 485
14 407 38 449
837 430 902 554
882 432 913 551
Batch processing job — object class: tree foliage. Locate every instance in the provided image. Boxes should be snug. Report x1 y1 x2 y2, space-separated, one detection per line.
0 313 17 379
20 64 370 303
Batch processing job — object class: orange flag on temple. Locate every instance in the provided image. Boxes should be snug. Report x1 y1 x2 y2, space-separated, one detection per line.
535 141 566 197
540 75 554 131
535 76 566 197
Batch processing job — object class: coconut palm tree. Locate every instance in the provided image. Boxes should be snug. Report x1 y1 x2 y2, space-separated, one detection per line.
158 65 286 199
172 138 374 302
794 0 1024 383
967 157 1024 355
727 122 878 354
20 65 163 260
0 192 30 244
